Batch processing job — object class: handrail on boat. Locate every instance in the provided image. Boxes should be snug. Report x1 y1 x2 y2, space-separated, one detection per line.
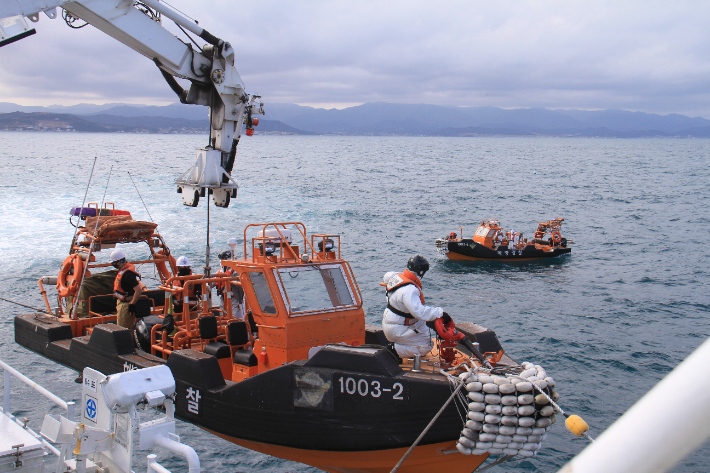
1 359 74 421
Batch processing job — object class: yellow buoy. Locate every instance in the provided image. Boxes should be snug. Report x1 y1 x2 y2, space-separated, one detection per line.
565 414 589 437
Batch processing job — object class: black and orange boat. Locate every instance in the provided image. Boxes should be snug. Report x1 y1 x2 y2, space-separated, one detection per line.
16 209 562 472
436 218 572 261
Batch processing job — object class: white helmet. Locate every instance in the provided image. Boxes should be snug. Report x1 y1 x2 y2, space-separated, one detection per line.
176 256 191 267
109 249 126 263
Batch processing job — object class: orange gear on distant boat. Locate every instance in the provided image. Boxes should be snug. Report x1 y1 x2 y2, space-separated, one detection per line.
57 254 83 297
552 232 562 243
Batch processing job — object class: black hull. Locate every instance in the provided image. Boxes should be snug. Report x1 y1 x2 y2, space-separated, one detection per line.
440 239 570 261
15 314 467 452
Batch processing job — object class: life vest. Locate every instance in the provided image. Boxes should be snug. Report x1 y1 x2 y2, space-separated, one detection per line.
385 270 425 320
215 267 235 292
113 263 144 301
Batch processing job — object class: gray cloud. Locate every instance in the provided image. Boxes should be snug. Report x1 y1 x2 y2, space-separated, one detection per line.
1 0 709 117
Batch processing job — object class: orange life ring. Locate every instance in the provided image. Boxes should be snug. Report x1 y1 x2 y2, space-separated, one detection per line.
57 254 84 297
552 232 562 243
154 249 176 283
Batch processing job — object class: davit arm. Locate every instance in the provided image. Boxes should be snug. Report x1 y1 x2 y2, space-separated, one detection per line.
0 0 264 208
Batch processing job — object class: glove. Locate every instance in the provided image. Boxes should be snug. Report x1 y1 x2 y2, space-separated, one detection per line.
128 303 136 315
442 312 452 325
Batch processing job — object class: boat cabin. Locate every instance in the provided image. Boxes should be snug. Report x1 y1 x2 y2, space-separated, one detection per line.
147 222 366 382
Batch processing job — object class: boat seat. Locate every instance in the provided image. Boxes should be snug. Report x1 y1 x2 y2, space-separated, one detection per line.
233 348 258 366
134 297 153 319
88 295 116 315
226 321 250 347
199 315 230 359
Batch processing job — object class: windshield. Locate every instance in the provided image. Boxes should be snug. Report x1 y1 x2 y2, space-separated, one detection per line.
276 264 355 315
248 271 277 314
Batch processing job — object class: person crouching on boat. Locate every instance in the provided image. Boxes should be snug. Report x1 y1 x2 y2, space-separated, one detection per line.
110 249 144 330
216 250 245 320
381 255 450 362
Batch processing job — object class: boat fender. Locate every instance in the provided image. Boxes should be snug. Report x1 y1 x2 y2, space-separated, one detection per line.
494 377 511 385
521 361 534 369
535 393 550 405
466 420 483 431
477 374 494 384
527 376 540 383
503 448 519 456
468 402 485 412
518 417 536 428
512 435 528 443
516 427 533 435
519 369 536 379
467 411 485 422
536 418 552 428
466 382 483 393
501 406 518 416
550 414 557 424
499 425 517 435
57 254 84 297
500 416 518 426
484 414 501 424
551 390 560 401
488 447 504 455
508 442 524 449
485 405 502 415
515 382 533 392
517 394 534 405
518 450 534 457
533 379 548 390
499 384 517 394
501 395 518 406
484 394 501 404
462 428 479 441
518 405 536 416
459 372 476 382
482 424 499 434
540 406 555 417
474 442 493 450
456 443 472 455
458 436 476 449
478 433 496 442
482 383 499 393
492 441 509 449
468 391 484 402
531 427 547 435
471 449 488 456
527 434 542 443
545 376 555 387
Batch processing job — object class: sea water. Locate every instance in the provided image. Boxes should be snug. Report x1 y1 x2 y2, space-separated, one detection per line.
1 132 709 472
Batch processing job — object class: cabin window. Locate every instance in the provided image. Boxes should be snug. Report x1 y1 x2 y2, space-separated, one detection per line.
487 229 495 238
474 226 488 237
276 264 355 315
248 271 277 314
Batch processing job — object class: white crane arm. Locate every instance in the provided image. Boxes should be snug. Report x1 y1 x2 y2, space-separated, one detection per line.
0 0 264 208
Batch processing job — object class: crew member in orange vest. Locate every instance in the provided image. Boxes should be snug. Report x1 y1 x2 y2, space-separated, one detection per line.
381 255 450 362
110 249 144 330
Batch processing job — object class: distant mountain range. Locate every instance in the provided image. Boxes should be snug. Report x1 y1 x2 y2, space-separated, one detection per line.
2 102 710 137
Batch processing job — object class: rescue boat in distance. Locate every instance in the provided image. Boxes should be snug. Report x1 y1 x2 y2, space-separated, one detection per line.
15 212 563 473
436 218 572 261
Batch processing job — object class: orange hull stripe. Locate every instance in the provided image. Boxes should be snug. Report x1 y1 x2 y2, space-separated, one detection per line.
206 429 488 473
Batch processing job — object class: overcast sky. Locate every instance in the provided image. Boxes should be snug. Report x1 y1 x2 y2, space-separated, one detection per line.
1 1 709 117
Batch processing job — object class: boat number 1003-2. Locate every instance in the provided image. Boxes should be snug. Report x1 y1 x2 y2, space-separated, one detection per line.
334 373 409 403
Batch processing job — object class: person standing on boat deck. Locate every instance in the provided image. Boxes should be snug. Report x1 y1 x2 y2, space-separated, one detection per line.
508 229 515 250
216 250 245 320
110 249 144 330
381 255 449 362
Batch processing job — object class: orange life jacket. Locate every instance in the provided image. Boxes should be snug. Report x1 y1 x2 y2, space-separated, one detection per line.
215 267 235 292
386 269 425 303
113 263 144 301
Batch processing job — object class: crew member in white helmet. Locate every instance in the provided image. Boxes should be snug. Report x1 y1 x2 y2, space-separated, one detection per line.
216 250 245 320
381 255 450 362
110 249 144 330
508 229 515 250
170 256 201 320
